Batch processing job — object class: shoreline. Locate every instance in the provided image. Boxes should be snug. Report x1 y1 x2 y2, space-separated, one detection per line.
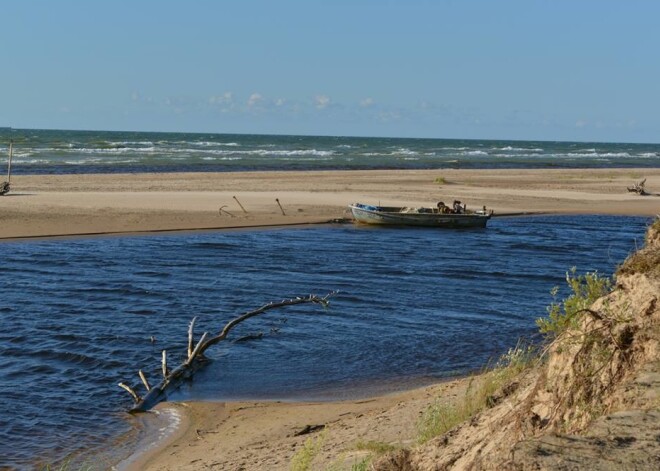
124 377 474 471
0 168 658 241
0 212 549 243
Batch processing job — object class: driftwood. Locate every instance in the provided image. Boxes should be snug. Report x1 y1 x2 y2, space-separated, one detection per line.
627 178 647 195
118 293 334 413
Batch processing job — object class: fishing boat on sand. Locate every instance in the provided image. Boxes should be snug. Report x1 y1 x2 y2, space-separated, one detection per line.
348 201 493 228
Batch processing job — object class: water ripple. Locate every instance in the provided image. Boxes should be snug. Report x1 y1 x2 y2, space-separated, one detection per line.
0 215 649 469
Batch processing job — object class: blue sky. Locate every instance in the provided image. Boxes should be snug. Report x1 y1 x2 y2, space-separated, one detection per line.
1 0 659 142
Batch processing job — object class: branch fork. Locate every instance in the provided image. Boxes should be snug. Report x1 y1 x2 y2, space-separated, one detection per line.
118 292 335 412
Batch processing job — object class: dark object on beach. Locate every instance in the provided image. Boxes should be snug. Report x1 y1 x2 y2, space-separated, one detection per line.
218 205 236 217
0 139 13 196
118 292 335 413
276 197 286 215
627 178 648 195
233 195 248 213
294 424 326 436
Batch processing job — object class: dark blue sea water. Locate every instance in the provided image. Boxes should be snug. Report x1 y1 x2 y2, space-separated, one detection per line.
0 215 650 469
1 128 659 174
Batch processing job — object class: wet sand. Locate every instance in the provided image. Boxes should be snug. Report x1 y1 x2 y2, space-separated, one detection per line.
128 378 472 471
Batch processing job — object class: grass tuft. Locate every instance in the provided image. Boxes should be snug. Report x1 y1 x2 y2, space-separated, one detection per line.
355 439 398 455
617 218 660 279
290 430 326 471
417 341 535 443
351 457 371 470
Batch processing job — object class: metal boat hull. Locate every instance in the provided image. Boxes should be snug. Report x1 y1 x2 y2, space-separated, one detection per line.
349 204 491 228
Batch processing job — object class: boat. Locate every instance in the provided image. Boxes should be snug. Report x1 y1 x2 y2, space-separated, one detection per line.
348 202 493 228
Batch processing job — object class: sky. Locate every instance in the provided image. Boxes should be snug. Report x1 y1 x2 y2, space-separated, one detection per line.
1 0 659 143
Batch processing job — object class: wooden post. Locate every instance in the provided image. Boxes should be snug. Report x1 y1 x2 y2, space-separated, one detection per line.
233 196 248 213
7 140 12 183
276 198 286 216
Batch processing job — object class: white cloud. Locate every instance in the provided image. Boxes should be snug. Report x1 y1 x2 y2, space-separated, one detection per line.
377 110 401 122
130 91 156 104
209 92 233 105
360 97 374 107
575 119 588 128
275 98 286 107
315 95 331 109
247 93 263 107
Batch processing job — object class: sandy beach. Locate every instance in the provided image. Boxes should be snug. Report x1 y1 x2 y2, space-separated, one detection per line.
128 378 473 471
2 168 658 469
1 168 658 240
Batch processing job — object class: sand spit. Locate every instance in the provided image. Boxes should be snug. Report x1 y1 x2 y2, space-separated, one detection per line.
1 168 659 240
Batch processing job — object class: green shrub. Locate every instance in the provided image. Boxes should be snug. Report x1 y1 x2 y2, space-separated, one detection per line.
290 431 326 471
536 268 611 336
351 457 371 471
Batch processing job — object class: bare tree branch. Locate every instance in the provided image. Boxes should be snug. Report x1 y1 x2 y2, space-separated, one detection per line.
120 292 336 413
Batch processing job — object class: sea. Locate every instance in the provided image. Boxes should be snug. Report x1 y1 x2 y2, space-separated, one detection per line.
1 128 659 174
0 129 657 470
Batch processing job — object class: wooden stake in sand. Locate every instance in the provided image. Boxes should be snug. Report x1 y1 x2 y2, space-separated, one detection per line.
276 198 286 216
118 292 335 413
218 205 236 217
233 195 248 213
0 139 12 196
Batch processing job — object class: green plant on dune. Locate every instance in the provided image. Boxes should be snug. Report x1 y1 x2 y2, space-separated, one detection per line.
435 176 447 185
417 341 536 443
617 219 660 278
536 268 611 337
350 457 371 470
290 430 327 471
354 439 398 455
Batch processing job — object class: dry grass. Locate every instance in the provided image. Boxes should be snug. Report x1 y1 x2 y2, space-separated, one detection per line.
417 342 536 443
618 218 660 279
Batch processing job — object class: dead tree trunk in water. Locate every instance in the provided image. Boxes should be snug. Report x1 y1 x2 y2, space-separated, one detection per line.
118 293 335 413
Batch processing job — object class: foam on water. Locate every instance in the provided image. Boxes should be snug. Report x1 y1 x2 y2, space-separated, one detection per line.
1 129 659 174
113 407 184 471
